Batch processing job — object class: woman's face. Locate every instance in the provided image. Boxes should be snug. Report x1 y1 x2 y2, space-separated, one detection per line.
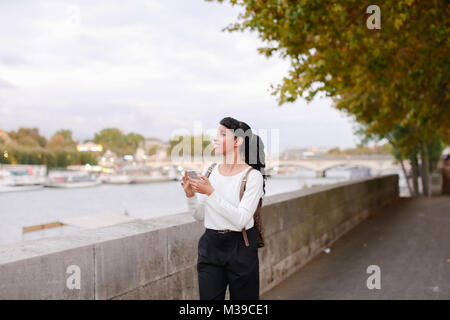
213 125 240 156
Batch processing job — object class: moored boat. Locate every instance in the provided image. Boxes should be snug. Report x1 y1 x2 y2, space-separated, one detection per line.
0 168 45 193
101 165 177 184
44 170 101 188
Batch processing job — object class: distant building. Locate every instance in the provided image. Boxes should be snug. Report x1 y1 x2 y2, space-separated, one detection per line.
281 146 333 160
137 137 169 161
76 142 103 152
99 150 121 167
134 148 146 162
281 148 305 160
307 146 333 154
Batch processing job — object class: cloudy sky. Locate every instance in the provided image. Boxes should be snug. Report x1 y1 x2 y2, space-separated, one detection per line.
0 0 360 153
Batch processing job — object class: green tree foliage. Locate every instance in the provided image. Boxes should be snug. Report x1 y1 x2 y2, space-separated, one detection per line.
8 127 47 147
92 128 145 156
47 129 76 149
209 0 449 196
207 0 448 138
326 143 392 156
167 134 213 160
0 143 98 168
148 145 160 156
124 132 146 155
1 127 144 167
1 128 98 168
356 122 446 196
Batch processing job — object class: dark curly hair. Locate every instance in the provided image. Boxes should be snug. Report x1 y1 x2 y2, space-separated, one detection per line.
219 116 267 195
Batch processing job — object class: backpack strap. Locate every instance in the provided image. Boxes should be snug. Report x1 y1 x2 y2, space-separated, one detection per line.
239 167 253 201
205 162 217 178
240 167 254 247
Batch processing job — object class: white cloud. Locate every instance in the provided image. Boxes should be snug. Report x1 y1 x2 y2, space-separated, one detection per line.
0 0 359 151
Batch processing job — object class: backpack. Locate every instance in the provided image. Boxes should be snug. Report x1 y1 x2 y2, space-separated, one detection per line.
205 162 265 248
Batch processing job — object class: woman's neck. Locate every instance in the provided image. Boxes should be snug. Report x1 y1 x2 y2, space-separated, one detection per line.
219 162 249 176
221 151 247 168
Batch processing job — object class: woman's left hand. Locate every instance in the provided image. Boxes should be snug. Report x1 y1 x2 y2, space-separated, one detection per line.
188 175 215 196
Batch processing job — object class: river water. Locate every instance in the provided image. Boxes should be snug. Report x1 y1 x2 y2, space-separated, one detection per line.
0 171 406 246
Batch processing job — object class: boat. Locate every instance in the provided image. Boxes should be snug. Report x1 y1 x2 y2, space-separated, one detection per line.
99 174 132 184
0 183 44 193
44 170 101 188
0 169 45 193
101 165 177 184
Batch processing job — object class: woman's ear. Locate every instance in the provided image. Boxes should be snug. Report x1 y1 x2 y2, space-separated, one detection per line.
235 136 244 147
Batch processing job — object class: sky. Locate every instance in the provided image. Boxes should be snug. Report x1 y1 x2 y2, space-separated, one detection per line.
0 0 361 154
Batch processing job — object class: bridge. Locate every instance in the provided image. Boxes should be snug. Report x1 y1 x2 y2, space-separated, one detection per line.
144 155 399 177
266 155 398 175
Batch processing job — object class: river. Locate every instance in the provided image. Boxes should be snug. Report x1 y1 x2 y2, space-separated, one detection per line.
0 171 406 246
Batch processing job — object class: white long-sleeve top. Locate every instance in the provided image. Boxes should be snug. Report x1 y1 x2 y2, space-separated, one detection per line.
186 162 264 231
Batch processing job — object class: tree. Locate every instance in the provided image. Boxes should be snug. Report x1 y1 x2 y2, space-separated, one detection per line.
8 127 47 147
148 145 160 156
167 134 213 160
356 123 446 196
93 128 144 156
208 0 449 196
47 134 66 149
124 132 145 155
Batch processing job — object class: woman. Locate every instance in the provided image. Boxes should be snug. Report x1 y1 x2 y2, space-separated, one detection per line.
180 117 266 300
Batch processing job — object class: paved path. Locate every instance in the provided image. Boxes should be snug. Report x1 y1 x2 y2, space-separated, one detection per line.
261 196 450 299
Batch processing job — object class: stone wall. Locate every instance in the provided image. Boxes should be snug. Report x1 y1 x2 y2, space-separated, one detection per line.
0 174 399 299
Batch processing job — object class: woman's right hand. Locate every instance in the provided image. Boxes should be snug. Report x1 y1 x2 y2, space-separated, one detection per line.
181 170 195 198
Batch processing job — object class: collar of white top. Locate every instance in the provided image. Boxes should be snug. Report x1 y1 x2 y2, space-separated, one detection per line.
215 164 252 177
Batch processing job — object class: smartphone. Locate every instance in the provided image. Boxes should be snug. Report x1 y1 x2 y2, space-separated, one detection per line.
187 170 200 179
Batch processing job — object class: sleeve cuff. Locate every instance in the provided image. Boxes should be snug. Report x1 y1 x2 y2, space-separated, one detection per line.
206 189 218 203
187 194 197 203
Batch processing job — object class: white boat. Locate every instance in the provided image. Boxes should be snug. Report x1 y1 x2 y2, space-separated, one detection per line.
0 169 45 193
100 174 132 184
44 170 101 188
0 184 44 193
129 175 174 183
101 165 177 184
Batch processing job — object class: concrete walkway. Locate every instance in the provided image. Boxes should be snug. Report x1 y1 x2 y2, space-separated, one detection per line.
261 196 450 300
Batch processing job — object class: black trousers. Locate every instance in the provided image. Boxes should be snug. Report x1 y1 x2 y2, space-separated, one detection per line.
197 226 260 300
